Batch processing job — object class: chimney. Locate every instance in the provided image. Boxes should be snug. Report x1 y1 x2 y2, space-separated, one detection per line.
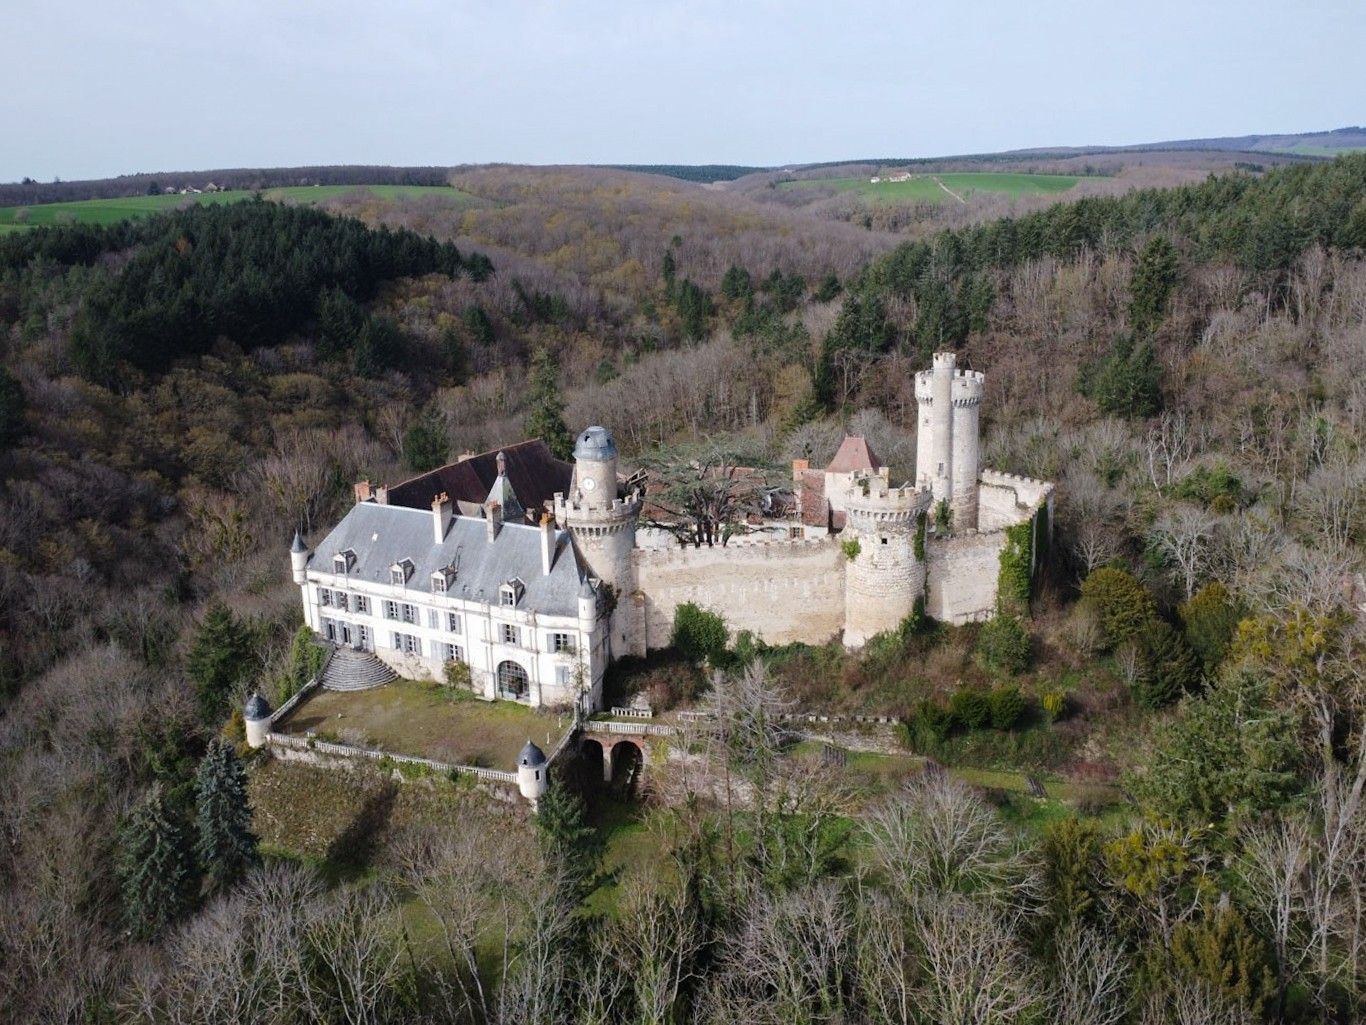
791 458 809 481
432 492 452 544
354 480 373 503
496 450 507 477
485 500 502 542
539 512 555 576
375 485 389 506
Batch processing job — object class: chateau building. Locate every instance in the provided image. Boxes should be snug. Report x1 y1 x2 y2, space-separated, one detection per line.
292 352 1054 710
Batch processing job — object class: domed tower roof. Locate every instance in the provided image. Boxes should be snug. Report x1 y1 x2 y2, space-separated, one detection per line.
291 530 307 553
244 692 273 722
574 426 617 462
518 739 547 768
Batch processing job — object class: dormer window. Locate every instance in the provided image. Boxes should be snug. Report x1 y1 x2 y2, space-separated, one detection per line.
431 567 455 594
333 549 355 575
500 578 525 608
390 559 414 587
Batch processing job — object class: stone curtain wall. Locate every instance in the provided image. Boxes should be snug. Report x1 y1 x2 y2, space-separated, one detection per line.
631 538 846 650
977 470 1053 531
925 530 1004 623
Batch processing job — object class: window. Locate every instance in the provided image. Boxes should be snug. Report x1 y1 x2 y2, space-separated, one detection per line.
356 625 371 651
391 632 421 656
555 665 572 687
500 588 516 608
550 632 574 654
333 549 355 575
354 595 370 615
881 537 889 545
390 559 414 586
431 570 452 594
500 623 518 646
383 600 399 621
500 578 524 607
318 587 332 607
440 642 463 663
496 660 529 700
401 603 417 625
447 612 462 633
427 609 440 629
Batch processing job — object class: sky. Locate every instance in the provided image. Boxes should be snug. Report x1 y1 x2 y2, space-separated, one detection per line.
4 0 1364 182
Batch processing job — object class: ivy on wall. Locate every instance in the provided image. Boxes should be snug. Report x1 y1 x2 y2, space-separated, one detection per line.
841 538 862 561
914 511 927 561
997 518 1034 616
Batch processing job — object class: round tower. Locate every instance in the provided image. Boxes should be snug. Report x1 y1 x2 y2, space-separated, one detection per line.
950 369 984 530
290 530 310 584
842 473 933 647
914 370 935 492
517 739 549 807
244 692 273 749
555 426 642 657
929 351 956 508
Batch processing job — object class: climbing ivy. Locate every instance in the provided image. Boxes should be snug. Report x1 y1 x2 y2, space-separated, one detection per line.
841 538 862 561
914 511 927 561
997 518 1034 615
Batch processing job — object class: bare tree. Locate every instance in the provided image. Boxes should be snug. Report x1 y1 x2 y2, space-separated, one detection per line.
1052 925 1131 1025
1150 504 1218 599
1240 815 1313 1019
1145 412 1196 495
616 876 703 1025
912 893 1041 1025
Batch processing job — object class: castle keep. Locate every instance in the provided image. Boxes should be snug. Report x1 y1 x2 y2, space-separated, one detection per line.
292 353 1053 711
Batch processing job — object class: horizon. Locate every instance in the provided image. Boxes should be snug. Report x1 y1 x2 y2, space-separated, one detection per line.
5 0 1364 182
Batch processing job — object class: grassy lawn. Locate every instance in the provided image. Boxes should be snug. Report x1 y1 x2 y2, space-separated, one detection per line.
779 171 1082 203
0 184 474 228
276 679 571 771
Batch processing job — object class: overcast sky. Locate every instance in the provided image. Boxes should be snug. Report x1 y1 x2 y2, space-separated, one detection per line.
4 0 1364 182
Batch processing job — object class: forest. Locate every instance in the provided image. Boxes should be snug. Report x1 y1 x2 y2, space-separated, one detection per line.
0 153 1365 1023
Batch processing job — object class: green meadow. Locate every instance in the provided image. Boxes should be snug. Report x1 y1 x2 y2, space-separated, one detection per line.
780 170 1083 202
0 184 474 228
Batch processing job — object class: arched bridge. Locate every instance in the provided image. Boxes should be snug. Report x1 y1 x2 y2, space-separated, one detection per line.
578 719 672 791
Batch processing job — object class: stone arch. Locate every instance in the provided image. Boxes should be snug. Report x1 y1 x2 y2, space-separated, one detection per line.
496 660 529 701
608 740 644 791
580 737 606 782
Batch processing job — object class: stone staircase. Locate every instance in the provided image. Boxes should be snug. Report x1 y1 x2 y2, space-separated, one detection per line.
320 648 396 692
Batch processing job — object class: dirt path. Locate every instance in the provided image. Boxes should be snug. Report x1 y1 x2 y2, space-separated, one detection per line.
933 176 968 204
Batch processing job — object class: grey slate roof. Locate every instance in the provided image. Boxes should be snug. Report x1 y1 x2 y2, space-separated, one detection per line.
245 693 273 720
574 425 617 462
291 530 307 553
308 502 585 617
519 739 547 767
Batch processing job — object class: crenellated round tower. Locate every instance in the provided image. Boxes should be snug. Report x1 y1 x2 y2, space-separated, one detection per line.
950 368 984 530
555 426 642 657
842 472 933 647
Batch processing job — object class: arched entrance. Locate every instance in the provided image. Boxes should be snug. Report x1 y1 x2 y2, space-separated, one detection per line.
608 740 644 793
496 660 529 701
579 737 606 783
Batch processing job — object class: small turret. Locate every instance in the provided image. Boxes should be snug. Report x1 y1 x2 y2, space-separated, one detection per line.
290 530 310 585
244 692 273 748
517 739 549 806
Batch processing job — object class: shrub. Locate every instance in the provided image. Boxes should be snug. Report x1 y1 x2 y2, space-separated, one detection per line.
840 538 861 561
949 689 990 730
976 614 1031 675
1079 567 1158 647
905 700 953 752
987 685 1026 730
996 521 1033 615
443 659 473 690
1041 690 1068 722
1179 581 1241 672
671 603 728 665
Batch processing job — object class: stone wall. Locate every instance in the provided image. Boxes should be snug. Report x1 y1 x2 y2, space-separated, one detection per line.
926 530 1005 624
977 470 1053 531
631 538 846 650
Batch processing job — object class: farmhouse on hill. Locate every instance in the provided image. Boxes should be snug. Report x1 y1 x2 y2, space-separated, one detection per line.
290 352 1054 712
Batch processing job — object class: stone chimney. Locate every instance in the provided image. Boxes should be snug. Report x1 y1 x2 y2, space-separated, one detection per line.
354 480 373 503
375 485 389 505
791 458 809 480
539 513 555 575
485 500 502 542
432 492 452 544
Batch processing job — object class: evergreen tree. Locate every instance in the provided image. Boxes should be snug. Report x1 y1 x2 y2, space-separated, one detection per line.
187 602 254 724
1178 581 1241 672
194 739 258 889
118 783 199 939
1137 620 1202 709
1129 235 1181 334
0 366 25 446
1079 567 1159 646
524 346 574 460
439 325 468 383
661 249 677 290
534 781 600 895
720 264 753 301
1091 334 1162 418
315 285 365 362
812 271 842 303
352 314 404 377
462 303 495 344
402 407 450 472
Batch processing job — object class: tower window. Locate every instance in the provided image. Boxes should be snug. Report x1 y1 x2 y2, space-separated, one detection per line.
881 537 889 545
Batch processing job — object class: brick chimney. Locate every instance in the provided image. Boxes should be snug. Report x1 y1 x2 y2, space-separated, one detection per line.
485 500 502 542
354 480 373 503
539 512 555 575
432 492 452 544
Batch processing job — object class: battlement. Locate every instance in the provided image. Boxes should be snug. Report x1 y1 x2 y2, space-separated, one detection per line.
843 473 932 527
979 469 1054 505
914 372 934 402
932 351 957 371
951 370 985 406
553 490 643 529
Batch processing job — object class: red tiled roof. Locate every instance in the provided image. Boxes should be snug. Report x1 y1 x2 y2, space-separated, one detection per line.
825 436 881 474
384 439 572 522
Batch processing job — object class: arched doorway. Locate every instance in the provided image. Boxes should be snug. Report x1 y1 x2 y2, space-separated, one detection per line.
496 660 529 701
609 740 644 793
580 737 606 783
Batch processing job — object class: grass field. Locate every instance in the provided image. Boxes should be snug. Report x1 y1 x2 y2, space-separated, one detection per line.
276 679 571 771
779 171 1083 203
0 184 474 229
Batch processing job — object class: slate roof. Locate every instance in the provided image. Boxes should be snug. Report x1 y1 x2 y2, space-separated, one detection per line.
518 739 547 768
384 440 572 522
307 502 584 617
825 436 881 474
245 693 273 721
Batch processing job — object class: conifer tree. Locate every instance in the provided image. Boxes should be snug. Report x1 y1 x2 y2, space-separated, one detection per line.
524 346 574 460
0 366 25 445
195 739 259 889
118 783 198 939
1128 235 1181 335
187 602 254 724
534 781 600 896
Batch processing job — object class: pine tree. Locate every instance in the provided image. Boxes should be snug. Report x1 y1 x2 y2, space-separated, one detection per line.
535 781 600 896
187 602 254 724
195 739 258 889
0 366 25 445
118 783 199 939
524 346 574 460
1137 620 1202 709
402 406 450 472
1129 235 1181 335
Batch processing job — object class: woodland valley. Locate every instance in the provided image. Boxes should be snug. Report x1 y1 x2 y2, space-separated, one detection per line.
2 144 1366 1024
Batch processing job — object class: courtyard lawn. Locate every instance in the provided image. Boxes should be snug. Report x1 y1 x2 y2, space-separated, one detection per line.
0 184 475 228
779 171 1083 203
276 678 571 772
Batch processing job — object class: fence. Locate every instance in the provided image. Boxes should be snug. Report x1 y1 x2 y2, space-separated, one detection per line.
266 732 518 784
609 705 655 719
582 720 675 737
268 645 334 726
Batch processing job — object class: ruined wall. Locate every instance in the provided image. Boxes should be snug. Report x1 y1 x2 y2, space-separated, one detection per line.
977 470 1054 531
925 530 1004 624
631 538 846 651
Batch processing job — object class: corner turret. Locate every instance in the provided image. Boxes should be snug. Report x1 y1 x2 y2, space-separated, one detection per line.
244 692 273 748
290 530 310 585
517 739 549 807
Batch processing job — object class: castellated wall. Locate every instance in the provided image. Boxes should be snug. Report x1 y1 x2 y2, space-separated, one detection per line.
926 530 1005 624
631 539 846 651
977 469 1053 531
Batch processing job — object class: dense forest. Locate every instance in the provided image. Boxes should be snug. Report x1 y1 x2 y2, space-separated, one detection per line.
1 155 1365 1023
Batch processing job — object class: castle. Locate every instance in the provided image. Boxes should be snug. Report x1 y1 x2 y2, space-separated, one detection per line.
291 352 1053 712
